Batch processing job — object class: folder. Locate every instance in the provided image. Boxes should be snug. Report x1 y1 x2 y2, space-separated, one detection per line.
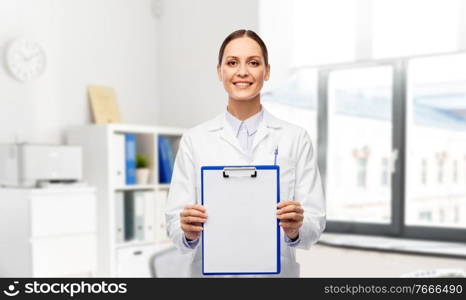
113 134 126 186
125 134 136 185
201 165 280 275
115 191 125 243
124 191 135 241
143 191 155 243
134 191 145 241
154 190 169 243
158 136 174 183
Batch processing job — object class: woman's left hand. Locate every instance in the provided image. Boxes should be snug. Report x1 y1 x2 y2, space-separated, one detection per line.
276 200 304 240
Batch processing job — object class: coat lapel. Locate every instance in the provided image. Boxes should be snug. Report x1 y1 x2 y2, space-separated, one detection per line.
220 123 244 154
206 109 283 156
251 109 282 153
207 113 244 154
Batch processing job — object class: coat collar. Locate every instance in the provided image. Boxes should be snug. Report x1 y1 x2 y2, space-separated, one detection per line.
207 108 283 155
207 108 282 132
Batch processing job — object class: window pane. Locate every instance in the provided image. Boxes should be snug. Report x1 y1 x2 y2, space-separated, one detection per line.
327 66 393 223
292 0 356 65
373 0 460 58
262 68 318 143
406 54 466 228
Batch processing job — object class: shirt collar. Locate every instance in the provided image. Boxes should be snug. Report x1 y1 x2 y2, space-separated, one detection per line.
207 107 282 132
225 107 264 137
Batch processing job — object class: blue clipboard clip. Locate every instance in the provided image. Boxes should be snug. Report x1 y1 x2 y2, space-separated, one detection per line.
222 167 257 178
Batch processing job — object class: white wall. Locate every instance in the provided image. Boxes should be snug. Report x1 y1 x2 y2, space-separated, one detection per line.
0 0 260 143
0 0 159 144
155 0 259 128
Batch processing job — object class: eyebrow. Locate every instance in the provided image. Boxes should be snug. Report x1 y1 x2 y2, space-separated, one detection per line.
226 56 262 60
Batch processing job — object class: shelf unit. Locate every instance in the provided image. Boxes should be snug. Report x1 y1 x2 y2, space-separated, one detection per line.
66 123 183 277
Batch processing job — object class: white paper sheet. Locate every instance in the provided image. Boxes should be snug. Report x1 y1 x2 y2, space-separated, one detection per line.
202 166 279 275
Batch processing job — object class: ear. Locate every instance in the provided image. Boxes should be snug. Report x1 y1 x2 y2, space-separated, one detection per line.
264 64 270 81
217 64 222 81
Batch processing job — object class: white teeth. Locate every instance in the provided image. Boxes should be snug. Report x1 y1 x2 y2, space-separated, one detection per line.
235 82 251 87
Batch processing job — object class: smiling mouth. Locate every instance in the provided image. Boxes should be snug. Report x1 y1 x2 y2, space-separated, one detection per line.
233 82 253 88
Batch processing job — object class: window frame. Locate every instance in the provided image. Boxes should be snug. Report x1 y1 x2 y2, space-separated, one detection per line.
316 54 466 243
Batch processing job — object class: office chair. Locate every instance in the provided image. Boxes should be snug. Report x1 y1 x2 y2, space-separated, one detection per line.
149 245 191 277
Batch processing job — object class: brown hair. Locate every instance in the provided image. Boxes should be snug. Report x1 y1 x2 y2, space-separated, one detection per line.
218 29 269 66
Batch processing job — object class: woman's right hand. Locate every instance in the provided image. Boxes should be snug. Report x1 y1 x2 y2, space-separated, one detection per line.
180 204 208 241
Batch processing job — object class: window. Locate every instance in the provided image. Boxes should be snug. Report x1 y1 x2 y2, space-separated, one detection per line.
291 0 356 65
439 209 446 223
419 211 433 222
260 1 466 241
436 152 446 185
260 0 465 67
326 66 393 223
262 68 318 144
354 152 369 188
406 53 466 229
454 206 460 223
320 53 466 241
453 160 458 183
373 0 461 59
381 158 389 186
421 159 428 185
464 157 466 184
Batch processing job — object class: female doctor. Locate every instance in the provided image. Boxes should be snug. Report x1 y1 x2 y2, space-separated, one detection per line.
165 29 326 277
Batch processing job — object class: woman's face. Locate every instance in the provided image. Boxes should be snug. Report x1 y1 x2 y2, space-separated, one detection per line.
217 37 270 102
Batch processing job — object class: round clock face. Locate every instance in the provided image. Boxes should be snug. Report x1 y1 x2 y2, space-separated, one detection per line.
5 38 46 82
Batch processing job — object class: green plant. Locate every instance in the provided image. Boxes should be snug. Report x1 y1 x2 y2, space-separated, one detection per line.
136 154 149 169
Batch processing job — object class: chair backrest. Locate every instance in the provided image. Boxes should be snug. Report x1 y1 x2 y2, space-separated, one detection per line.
149 245 192 278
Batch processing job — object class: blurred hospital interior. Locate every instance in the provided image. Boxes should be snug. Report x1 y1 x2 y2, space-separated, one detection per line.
0 0 465 278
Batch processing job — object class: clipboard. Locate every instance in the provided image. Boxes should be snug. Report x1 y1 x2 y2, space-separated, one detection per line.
201 165 281 275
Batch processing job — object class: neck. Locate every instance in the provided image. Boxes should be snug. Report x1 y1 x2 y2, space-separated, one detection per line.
227 95 262 121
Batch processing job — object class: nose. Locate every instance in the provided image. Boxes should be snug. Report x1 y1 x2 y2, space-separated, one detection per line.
236 62 249 77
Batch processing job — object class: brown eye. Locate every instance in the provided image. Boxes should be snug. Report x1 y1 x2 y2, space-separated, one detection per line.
227 61 237 66
249 60 260 66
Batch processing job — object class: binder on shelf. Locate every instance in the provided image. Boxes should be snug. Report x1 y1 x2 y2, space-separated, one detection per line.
165 138 175 177
115 191 125 243
125 134 136 185
158 136 174 183
113 134 126 186
123 191 135 241
154 190 169 243
134 191 145 241
143 191 155 243
65 124 186 277
170 137 181 157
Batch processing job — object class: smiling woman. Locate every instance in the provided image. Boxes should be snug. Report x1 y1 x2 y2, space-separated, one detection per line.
216 30 270 119
164 29 326 278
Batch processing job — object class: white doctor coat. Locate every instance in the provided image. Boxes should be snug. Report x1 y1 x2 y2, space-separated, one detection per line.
165 109 326 277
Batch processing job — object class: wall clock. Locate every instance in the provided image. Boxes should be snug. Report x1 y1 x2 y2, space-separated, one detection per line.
5 38 47 82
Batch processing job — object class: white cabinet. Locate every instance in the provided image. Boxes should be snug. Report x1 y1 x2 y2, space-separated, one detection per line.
66 124 183 277
116 244 156 277
0 188 97 277
32 235 96 277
